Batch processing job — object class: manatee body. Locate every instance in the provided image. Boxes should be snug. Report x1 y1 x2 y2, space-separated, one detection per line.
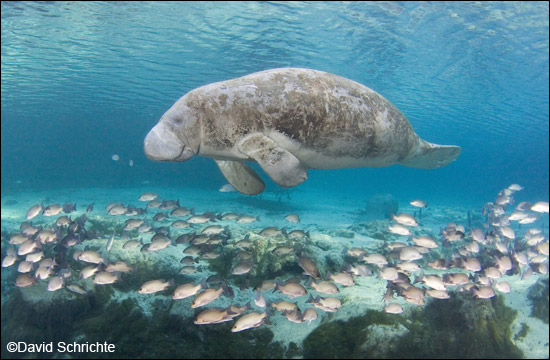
144 68 461 194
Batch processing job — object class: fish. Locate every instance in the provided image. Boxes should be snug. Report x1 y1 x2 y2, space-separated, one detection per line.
79 265 100 279
17 261 33 273
346 247 368 258
392 213 418 227
530 201 549 213
179 266 200 275
302 308 318 324
275 280 307 298
2 255 17 268
43 204 63 216
124 219 144 230
138 279 174 294
78 250 105 264
410 200 428 208
104 261 134 273
400 285 425 305
388 224 411 236
201 225 225 235
426 289 450 299
16 274 36 287
384 303 404 314
86 203 94 213
272 246 294 256
47 276 65 292
396 261 420 273
191 285 230 308
171 207 193 217
231 312 269 332
123 239 143 250
93 271 120 285
67 284 88 295
139 192 158 201
9 233 29 245
328 272 354 286
147 200 162 208
221 213 240 221
62 203 76 213
112 154 120 161
231 261 254 275
307 296 342 312
259 227 284 237
309 280 339 294
472 286 496 299
362 253 388 266
107 204 127 215
508 184 523 191
26 204 43 220
35 266 53 280
219 184 237 192
25 251 44 263
129 159 134 167
106 232 115 252
283 309 304 323
288 230 309 239
298 257 321 279
379 267 399 281
271 301 298 312
284 214 300 223
399 247 423 261
412 236 438 249
254 290 266 307
194 308 235 325
460 257 481 272
172 279 207 300
188 215 213 224
494 281 511 293
18 240 41 256
236 215 259 224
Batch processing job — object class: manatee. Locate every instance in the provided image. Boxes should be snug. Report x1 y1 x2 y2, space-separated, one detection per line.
144 68 461 195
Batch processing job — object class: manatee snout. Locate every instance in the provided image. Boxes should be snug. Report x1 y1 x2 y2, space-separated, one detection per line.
144 122 193 162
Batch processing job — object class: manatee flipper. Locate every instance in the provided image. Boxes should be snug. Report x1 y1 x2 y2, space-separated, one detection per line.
215 160 265 195
399 139 461 169
237 133 308 187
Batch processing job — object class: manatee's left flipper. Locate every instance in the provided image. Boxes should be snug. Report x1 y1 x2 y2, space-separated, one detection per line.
215 160 265 195
237 133 308 187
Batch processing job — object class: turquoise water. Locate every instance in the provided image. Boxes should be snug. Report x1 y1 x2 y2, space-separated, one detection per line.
1 2 549 359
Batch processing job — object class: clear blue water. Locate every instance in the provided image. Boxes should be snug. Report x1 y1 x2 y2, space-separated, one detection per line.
2 1 548 205
1 2 549 359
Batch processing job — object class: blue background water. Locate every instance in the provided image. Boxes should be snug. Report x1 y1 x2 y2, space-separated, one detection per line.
1 1 548 207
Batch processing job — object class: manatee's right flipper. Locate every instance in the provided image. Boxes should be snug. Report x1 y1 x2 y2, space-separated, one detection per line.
215 160 265 195
399 139 461 169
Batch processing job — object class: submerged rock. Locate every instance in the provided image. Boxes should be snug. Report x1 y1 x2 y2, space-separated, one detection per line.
365 193 399 220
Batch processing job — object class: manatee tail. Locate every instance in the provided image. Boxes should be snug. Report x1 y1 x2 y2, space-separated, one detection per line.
399 139 461 169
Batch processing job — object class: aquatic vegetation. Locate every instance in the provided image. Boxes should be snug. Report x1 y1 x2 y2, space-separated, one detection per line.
514 322 530 342
364 193 399 220
1 289 92 359
303 310 398 358
527 276 549 324
86 217 122 236
303 293 523 359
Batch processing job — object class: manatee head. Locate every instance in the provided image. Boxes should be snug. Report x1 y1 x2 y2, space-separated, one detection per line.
144 97 201 162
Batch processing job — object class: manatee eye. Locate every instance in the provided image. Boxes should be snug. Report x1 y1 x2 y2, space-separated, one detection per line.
172 117 183 125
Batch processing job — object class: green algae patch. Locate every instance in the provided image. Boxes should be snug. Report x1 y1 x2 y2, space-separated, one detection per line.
303 293 523 359
527 276 549 324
